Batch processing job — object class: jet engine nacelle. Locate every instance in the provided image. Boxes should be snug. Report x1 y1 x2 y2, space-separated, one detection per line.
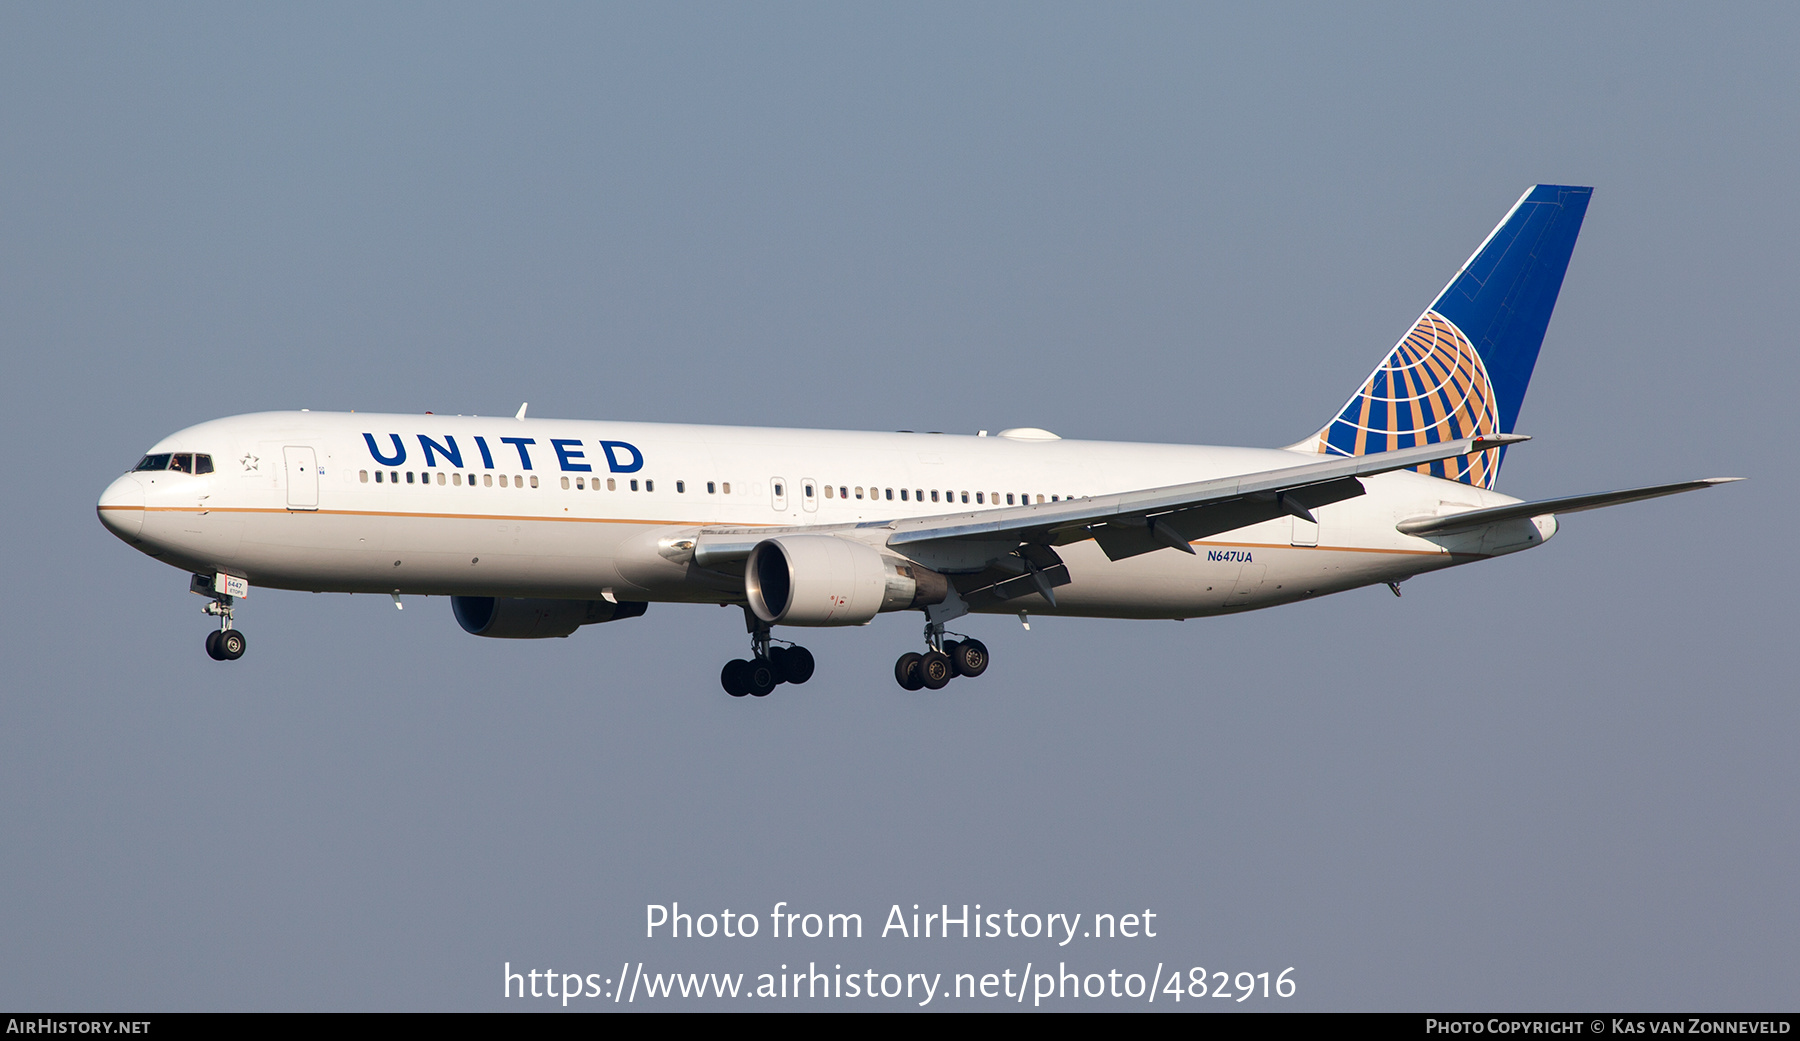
745 535 946 626
451 596 647 639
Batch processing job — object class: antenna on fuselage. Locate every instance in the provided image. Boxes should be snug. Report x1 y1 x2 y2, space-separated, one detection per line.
515 402 528 420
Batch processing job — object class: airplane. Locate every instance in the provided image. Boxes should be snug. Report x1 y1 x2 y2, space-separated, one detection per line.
97 184 1737 697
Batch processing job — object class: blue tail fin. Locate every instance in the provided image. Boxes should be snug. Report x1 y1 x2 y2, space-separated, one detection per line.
1299 184 1592 488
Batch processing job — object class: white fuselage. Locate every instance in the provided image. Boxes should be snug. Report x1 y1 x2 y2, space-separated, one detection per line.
97 411 1553 620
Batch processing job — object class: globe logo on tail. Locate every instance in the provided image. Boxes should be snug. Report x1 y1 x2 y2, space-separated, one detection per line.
1313 310 1502 488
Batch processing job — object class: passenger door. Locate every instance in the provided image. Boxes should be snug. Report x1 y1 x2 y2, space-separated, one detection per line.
283 446 319 510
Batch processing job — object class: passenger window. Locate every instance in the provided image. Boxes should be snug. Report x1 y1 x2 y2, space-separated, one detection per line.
707 481 716 494
823 485 833 499
375 470 384 483
453 473 462 486
839 486 847 499
561 477 570 489
722 482 731 494
900 489 908 501
438 472 446 485
1006 493 1014 504
1050 495 1057 502
855 487 864 499
630 479 639 491
592 479 600 491
195 454 214 475
607 478 616 491
530 475 539 488
498 474 507 487
574 477 582 489
885 488 893 500
677 481 685 493
407 471 415 484
360 470 369 483
646 480 654 492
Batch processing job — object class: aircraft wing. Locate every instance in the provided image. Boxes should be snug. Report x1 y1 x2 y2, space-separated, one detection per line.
884 433 1527 564
1394 477 1742 537
691 435 1526 609
694 435 1526 576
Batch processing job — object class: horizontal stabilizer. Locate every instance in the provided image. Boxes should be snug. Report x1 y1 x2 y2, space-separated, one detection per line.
1396 478 1742 537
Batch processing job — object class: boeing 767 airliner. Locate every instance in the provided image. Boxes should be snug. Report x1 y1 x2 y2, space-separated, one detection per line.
97 185 1736 695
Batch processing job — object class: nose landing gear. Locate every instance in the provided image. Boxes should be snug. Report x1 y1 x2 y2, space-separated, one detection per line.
720 609 814 697
205 627 246 661
196 577 246 661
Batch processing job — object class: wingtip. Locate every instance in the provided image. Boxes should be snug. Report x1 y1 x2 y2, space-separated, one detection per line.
1474 432 1531 447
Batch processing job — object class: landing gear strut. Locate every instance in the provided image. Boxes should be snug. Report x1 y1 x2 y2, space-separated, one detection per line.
894 619 988 691
721 608 814 697
195 574 246 661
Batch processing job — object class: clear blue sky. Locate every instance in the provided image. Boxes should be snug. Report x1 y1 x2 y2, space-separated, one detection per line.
2 3 1793 1010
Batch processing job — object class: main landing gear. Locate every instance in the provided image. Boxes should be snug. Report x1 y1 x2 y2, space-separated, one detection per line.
194 574 246 661
721 610 815 697
894 620 988 691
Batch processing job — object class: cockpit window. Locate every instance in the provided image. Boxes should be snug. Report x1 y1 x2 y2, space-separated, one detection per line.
133 453 214 473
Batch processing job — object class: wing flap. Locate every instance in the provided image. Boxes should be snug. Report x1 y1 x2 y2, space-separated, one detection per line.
1090 475 1368 561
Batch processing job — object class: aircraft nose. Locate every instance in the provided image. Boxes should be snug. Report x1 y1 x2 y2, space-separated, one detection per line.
97 473 145 541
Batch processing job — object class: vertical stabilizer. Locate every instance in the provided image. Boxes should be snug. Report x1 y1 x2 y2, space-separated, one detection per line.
1298 185 1592 488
